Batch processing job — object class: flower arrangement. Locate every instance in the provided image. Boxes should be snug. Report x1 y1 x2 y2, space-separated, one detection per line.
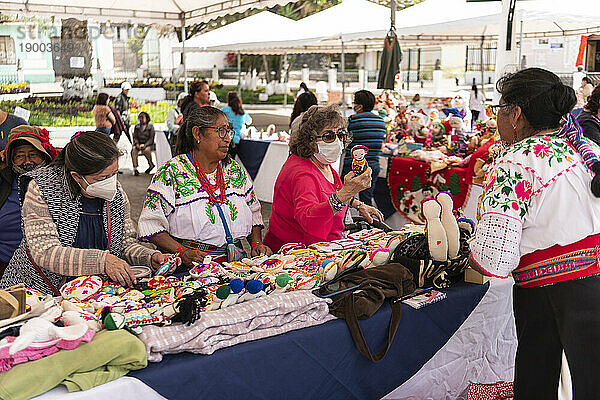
0 82 29 95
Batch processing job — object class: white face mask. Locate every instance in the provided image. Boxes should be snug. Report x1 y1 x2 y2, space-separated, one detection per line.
81 174 118 201
314 138 343 165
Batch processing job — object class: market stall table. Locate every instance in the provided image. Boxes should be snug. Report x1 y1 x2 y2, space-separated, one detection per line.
34 279 515 400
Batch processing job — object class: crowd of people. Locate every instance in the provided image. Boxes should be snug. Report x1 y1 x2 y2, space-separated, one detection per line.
1 68 600 397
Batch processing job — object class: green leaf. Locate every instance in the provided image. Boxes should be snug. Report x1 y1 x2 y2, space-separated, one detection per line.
501 186 512 196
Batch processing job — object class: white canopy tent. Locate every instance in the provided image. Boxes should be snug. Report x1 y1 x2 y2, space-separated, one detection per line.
171 11 324 53
0 0 302 90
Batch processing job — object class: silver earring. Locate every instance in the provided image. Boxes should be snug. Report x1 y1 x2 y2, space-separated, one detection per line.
197 140 200 144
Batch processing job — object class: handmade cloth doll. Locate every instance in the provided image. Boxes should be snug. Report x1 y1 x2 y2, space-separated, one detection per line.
351 145 369 175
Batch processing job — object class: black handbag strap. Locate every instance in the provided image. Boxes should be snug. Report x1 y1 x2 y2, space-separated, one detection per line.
343 289 403 362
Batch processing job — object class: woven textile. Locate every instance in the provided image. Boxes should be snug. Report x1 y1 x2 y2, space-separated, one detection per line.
138 291 335 361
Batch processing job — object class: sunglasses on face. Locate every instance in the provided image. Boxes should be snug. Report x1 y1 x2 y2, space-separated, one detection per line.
316 129 348 143
207 124 234 139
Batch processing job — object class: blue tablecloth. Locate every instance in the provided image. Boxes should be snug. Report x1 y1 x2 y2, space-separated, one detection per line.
236 138 271 180
131 282 489 400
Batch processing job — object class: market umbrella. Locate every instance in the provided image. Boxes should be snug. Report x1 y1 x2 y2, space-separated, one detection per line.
377 30 402 90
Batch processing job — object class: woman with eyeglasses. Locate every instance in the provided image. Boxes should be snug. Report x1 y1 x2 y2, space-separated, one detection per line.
263 105 384 252
469 68 600 398
139 107 271 266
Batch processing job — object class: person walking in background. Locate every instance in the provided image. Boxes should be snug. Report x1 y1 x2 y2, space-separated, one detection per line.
131 112 156 176
180 80 211 122
92 93 115 135
469 84 486 128
166 92 187 149
582 77 595 103
289 91 318 135
114 82 131 143
0 107 27 155
295 82 309 99
221 92 251 159
341 90 386 206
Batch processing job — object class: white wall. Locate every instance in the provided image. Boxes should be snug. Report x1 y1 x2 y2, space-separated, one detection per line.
520 36 580 73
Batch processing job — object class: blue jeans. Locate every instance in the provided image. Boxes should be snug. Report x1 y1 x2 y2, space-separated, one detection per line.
96 127 111 135
341 162 380 206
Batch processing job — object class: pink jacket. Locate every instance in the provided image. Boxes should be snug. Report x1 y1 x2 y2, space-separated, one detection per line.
264 154 347 252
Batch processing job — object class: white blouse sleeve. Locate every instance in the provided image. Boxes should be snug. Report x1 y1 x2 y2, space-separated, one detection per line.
138 162 177 239
469 160 535 277
241 167 263 227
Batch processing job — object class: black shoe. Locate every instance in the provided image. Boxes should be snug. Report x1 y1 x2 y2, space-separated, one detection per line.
118 170 124 174
145 165 154 174
134 169 139 176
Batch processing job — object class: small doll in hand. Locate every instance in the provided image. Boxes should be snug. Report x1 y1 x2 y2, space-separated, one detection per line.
351 145 369 175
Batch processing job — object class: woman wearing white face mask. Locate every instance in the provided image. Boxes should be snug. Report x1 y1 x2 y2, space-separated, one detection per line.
263 105 384 252
0 132 174 294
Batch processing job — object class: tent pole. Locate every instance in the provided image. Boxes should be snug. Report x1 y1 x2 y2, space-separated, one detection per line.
341 39 346 107
480 36 485 98
237 51 241 94
182 18 188 93
283 53 288 107
518 19 523 70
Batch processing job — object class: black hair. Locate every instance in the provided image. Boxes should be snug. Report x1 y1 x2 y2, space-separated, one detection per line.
299 82 309 92
583 77 592 84
585 84 600 115
227 91 244 116
354 90 376 112
96 93 109 105
471 84 478 98
174 106 230 166
290 91 318 128
180 80 209 113
53 131 121 195
138 111 150 124
496 67 576 132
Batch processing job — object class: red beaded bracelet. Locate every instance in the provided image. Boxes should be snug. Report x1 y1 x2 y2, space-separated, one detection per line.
251 241 263 248
175 245 188 257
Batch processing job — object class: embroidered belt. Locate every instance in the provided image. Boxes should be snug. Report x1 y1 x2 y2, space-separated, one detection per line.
174 238 243 258
514 234 600 288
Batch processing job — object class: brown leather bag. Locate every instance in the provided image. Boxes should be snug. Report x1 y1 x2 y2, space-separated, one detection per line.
314 263 415 362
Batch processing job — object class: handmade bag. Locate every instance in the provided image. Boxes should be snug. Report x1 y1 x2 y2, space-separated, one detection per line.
390 225 472 289
313 263 415 362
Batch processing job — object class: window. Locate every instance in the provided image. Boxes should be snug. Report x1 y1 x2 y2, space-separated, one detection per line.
0 36 16 65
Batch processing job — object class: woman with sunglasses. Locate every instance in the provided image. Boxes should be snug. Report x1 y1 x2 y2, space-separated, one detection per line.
469 68 600 398
263 105 384 252
138 106 272 266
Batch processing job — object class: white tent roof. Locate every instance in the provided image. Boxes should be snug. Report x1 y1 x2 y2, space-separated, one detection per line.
0 0 298 25
173 11 325 52
350 0 600 41
294 0 391 42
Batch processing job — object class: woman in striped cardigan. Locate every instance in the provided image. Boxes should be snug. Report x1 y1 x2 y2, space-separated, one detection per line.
0 132 173 294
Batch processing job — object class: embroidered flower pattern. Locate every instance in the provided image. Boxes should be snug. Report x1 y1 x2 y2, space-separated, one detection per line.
480 165 532 218
502 136 575 167
514 180 532 200
533 143 551 158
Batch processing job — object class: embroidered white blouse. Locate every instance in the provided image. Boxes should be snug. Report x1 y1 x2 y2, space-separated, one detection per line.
138 155 263 247
470 135 600 278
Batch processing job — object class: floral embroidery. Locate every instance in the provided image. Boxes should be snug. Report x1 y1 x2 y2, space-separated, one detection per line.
205 203 216 224
143 191 161 212
533 143 551 158
502 136 575 167
514 180 532 200
247 189 257 206
480 165 531 218
225 161 246 189
228 201 238 221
